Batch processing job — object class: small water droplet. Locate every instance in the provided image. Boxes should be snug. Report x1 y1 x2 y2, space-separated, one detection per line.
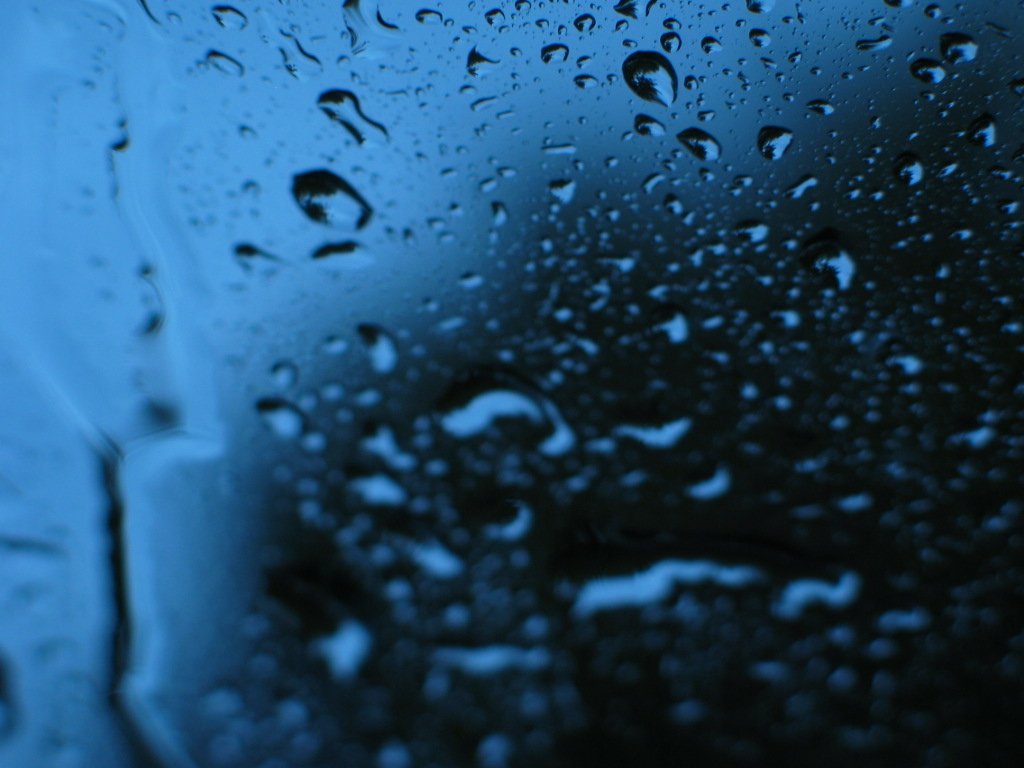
735 220 769 244
292 170 373 229
894 153 924 186
357 324 399 374
660 32 681 53
757 126 794 160
676 128 721 161
940 33 978 64
746 0 775 12
622 51 678 107
807 99 834 116
257 398 305 439
548 179 577 204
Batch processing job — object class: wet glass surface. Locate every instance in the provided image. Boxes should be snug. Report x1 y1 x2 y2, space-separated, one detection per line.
2 1 1024 766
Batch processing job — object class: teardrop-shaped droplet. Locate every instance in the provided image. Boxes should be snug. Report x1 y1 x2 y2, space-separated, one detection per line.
292 169 373 229
757 126 794 160
622 51 678 107
676 128 721 161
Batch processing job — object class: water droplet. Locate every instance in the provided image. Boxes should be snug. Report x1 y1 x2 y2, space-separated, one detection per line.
204 50 244 76
318 89 389 143
634 114 665 137
467 47 499 76
910 58 946 84
357 324 398 374
757 126 794 160
573 14 596 32
541 44 569 64
614 0 638 19
735 220 769 244
807 99 834 116
271 360 299 389
701 36 722 54
856 36 892 52
676 128 721 161
746 0 775 12
211 5 247 30
437 369 575 457
966 114 997 147
292 170 373 229
659 32 681 53
257 398 305 439
548 179 577 204
574 75 598 90
894 153 924 186
312 241 360 260
622 51 678 107
415 8 443 24
801 230 856 291
940 33 978 64
749 29 771 48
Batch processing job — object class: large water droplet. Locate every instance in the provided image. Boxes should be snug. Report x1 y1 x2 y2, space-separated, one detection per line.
622 51 677 107
940 33 978 64
292 170 373 229
677 128 721 161
757 126 794 160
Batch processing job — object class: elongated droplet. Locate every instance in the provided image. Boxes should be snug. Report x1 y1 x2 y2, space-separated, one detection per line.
676 128 721 161
292 169 373 229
